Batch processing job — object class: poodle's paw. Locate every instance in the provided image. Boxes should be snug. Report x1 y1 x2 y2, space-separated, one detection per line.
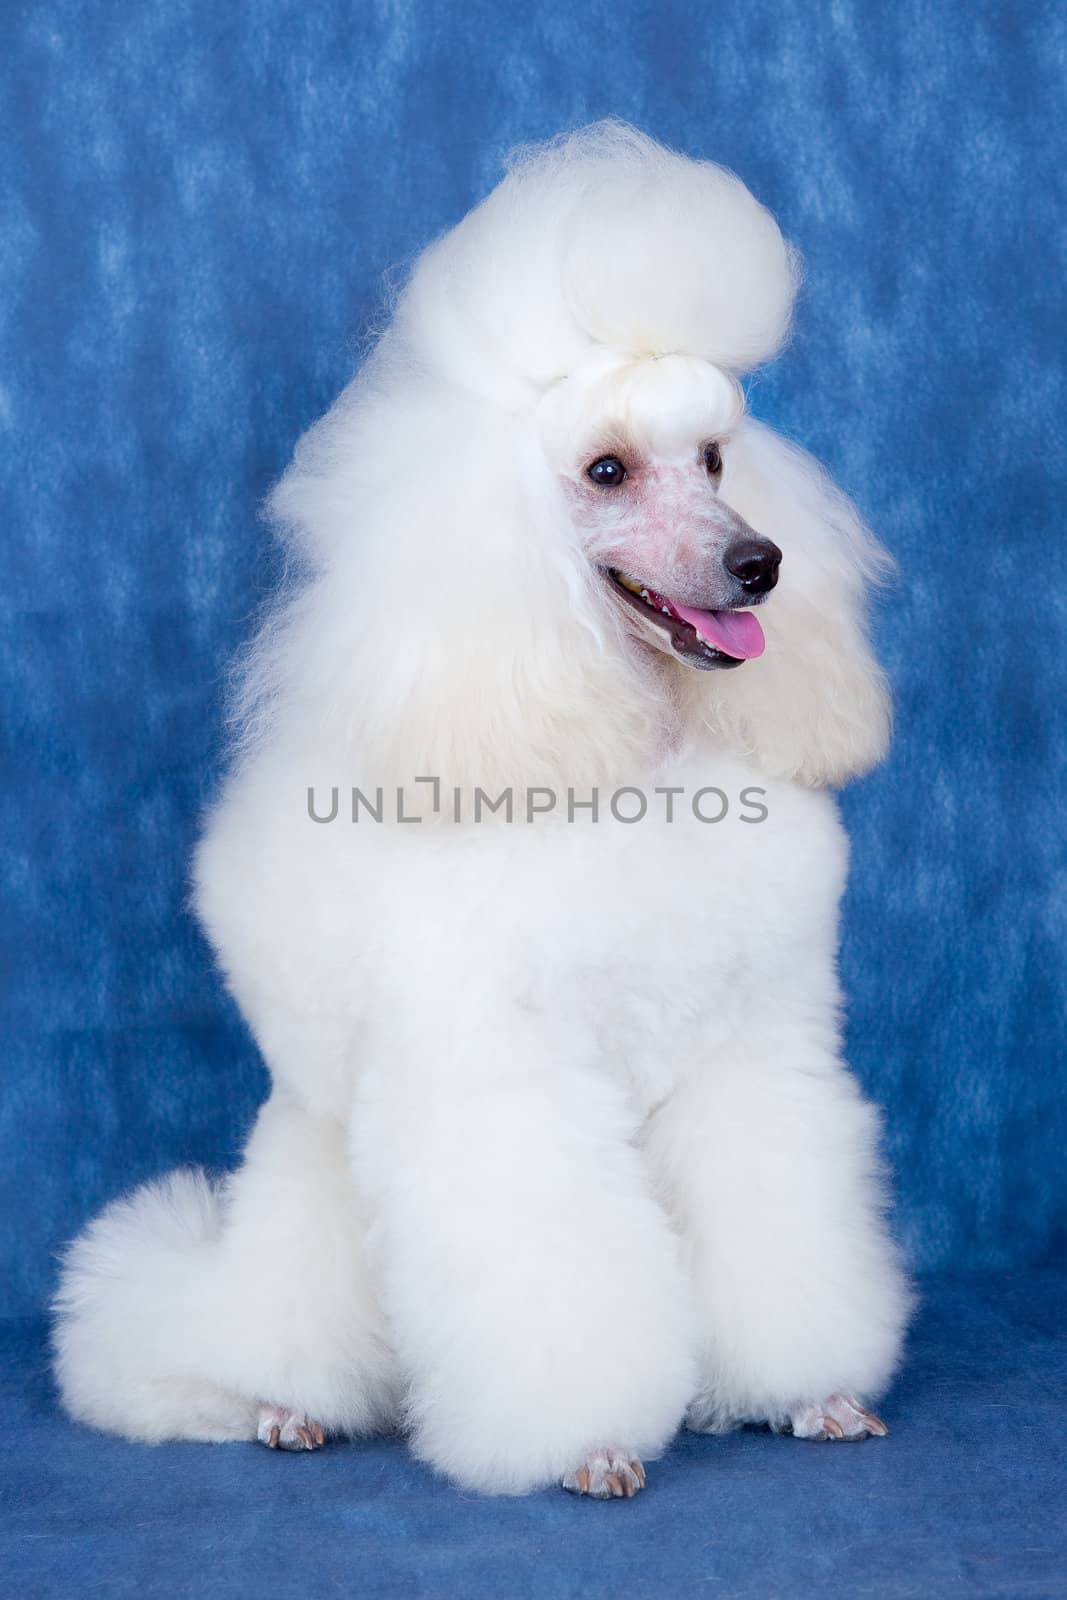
562 1447 646 1499
256 1404 326 1452
777 1393 888 1442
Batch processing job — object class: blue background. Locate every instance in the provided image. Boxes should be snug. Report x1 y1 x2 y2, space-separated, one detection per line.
5 0 1064 1314
2 4 1065 1594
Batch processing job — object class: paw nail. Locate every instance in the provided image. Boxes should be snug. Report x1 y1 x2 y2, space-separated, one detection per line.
823 1417 844 1439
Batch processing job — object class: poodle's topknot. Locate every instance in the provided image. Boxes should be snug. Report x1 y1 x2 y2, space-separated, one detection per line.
395 121 800 404
251 122 887 798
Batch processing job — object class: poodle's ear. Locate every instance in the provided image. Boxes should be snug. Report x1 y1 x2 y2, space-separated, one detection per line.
240 356 662 801
705 419 893 787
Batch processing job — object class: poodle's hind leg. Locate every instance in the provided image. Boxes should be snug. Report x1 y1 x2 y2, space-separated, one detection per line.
53 1092 398 1445
209 1090 399 1442
53 1167 259 1443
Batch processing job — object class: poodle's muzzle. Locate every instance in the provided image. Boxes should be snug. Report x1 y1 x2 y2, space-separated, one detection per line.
608 522 782 672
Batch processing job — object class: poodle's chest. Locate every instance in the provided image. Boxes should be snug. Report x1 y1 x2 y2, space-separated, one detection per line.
512 843 799 1103
403 770 849 1112
228 760 849 1116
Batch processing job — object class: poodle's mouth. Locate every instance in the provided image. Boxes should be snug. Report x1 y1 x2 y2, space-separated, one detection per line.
606 570 766 671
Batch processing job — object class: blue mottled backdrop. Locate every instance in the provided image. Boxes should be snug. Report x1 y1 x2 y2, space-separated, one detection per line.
1 0 1064 1318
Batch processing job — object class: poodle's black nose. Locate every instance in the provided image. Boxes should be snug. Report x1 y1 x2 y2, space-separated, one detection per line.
723 537 782 595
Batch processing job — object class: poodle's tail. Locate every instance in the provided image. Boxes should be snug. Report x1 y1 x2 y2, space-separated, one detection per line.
52 1170 258 1442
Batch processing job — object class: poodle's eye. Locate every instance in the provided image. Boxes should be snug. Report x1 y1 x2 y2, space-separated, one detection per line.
704 442 723 478
587 456 627 488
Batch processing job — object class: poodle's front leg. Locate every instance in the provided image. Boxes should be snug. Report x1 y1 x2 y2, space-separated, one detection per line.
351 1027 696 1495
642 1024 912 1439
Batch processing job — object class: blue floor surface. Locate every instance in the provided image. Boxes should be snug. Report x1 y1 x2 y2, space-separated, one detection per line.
3 1272 1064 1598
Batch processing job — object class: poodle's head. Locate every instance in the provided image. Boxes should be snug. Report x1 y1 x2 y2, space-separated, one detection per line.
538 350 778 675
256 124 891 796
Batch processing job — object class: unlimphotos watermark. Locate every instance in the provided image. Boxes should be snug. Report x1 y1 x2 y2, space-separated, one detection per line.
306 779 769 826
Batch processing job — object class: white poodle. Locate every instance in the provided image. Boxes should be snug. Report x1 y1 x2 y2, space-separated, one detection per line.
53 123 913 1498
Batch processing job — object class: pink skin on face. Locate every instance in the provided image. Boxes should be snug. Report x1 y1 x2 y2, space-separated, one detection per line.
565 447 770 664
572 454 742 603
538 352 773 665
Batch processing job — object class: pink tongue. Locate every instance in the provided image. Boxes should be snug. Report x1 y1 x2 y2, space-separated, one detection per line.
671 603 766 659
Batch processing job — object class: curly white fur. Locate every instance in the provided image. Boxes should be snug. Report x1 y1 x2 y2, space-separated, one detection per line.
53 122 912 1495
